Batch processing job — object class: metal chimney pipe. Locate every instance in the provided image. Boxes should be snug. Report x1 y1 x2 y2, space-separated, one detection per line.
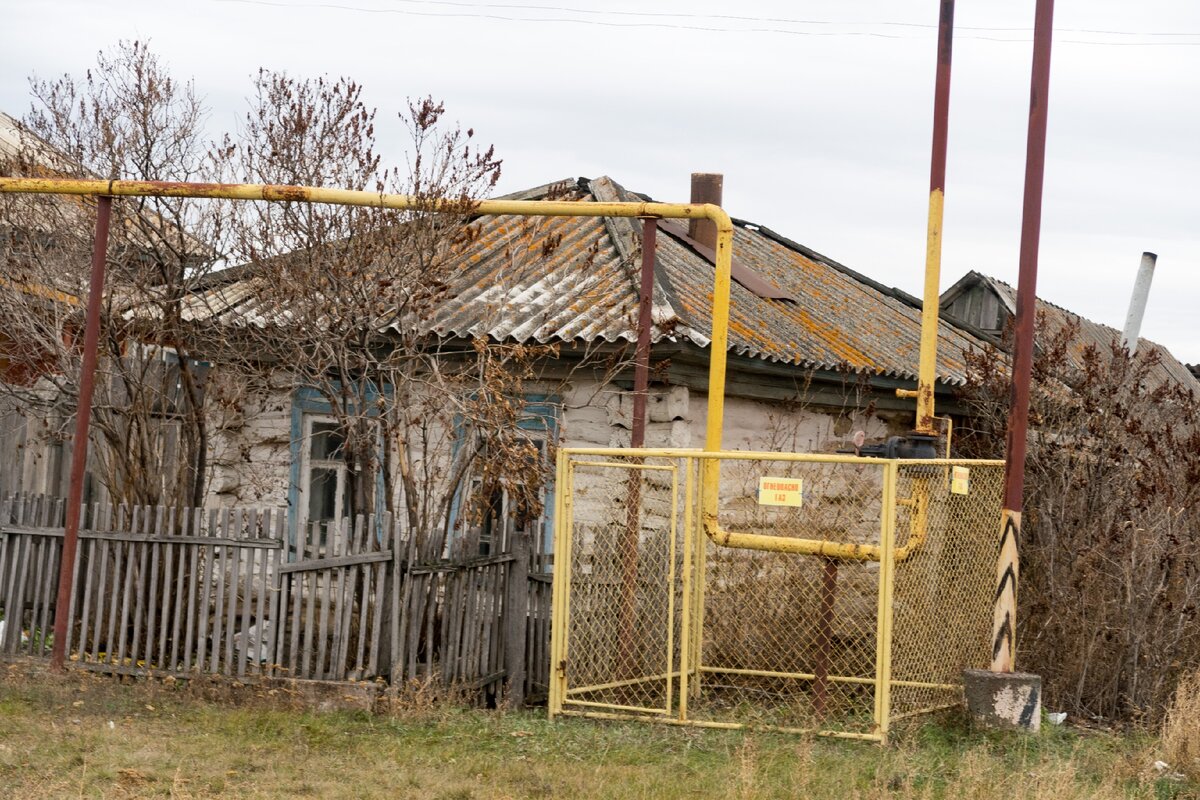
1121 251 1157 354
689 172 724 250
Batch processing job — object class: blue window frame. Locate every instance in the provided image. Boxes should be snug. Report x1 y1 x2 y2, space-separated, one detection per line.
447 394 559 557
288 386 385 550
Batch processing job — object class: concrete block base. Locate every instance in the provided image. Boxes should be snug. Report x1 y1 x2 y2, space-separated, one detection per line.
963 668 1042 733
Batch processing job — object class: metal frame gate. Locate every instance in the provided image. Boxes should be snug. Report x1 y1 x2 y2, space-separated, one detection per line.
549 449 1004 742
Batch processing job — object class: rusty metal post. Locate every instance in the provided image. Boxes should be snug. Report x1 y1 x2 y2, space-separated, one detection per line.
618 218 658 676
812 558 838 718
631 218 658 448
50 195 112 671
993 0 1056 674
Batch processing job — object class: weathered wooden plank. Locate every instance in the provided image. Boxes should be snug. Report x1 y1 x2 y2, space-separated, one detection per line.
41 530 62 656
6 534 32 654
441 569 459 684
287 569 303 677
89 503 113 662
0 519 9 647
459 569 477 684
504 531 530 708
391 523 412 682
62 517 84 659
184 508 204 672
263 510 284 673
129 508 153 669
300 522 319 678
25 532 46 656
251 509 269 675
156 506 175 670
0 525 286 549
407 552 517 574
223 509 242 676
0 529 15 652
366 557 386 678
104 509 128 667
404 572 421 681
423 574 435 679
115 535 136 669
316 548 333 676
276 551 392 575
354 552 372 676
75 525 94 662
235 509 254 678
335 516 364 678
327 519 348 679
197 509 218 673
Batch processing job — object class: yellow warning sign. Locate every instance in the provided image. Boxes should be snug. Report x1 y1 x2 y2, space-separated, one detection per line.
758 477 803 507
951 466 970 495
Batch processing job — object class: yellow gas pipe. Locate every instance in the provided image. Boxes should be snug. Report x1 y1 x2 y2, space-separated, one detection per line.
0 176 931 564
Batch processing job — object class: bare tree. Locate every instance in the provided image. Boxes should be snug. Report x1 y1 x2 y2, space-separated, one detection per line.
217 72 574 558
0 41 236 508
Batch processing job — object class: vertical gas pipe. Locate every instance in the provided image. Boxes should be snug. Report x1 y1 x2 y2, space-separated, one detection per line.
50 195 112 670
909 0 956 435
631 218 658 446
619 219 659 671
993 0 1056 674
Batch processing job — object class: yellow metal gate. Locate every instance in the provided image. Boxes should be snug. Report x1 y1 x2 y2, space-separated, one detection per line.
549 449 1004 742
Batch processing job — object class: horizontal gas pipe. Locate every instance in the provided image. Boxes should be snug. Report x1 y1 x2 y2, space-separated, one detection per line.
0 176 904 563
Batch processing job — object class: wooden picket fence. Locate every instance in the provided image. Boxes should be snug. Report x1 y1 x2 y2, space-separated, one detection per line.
0 493 552 704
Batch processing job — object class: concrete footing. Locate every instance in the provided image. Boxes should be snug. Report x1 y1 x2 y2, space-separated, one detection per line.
963 668 1042 733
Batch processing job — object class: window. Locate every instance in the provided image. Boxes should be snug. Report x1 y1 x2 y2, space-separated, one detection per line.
298 416 348 531
289 385 385 555
460 437 547 557
448 396 558 558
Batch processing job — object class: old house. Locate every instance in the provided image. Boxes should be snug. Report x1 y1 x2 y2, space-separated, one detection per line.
179 174 995 553
940 270 1200 392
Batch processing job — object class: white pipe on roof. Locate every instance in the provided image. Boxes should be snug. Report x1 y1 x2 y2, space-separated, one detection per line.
1121 251 1157 354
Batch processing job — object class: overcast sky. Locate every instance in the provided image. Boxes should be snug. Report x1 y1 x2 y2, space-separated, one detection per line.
3 0 1198 362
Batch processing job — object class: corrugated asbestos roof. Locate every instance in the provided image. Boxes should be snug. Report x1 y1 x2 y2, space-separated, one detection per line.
944 270 1200 391
196 175 994 386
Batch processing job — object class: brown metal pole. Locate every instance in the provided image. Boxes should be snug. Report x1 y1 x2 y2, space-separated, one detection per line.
813 558 837 718
50 195 112 670
619 219 658 677
631 218 657 448
993 0 1056 674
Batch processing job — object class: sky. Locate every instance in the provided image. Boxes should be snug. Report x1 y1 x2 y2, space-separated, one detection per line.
3 0 1198 362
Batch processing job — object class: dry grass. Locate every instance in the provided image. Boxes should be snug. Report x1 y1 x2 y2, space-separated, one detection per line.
1163 669 1200 782
0 662 1192 799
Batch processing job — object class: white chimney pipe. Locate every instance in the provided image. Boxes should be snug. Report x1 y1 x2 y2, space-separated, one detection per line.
1121 251 1157 354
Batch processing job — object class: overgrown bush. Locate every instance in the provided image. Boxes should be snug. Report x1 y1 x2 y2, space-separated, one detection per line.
956 315 1200 723
1162 669 1200 779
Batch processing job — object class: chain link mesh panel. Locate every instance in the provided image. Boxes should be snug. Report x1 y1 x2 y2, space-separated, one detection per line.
888 462 1005 721
552 450 1004 739
690 457 887 734
561 455 685 714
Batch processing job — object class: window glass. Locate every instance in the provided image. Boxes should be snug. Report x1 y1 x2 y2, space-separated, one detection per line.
307 466 340 523
310 421 345 461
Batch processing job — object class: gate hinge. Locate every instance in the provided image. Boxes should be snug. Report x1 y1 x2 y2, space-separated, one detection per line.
556 659 566 677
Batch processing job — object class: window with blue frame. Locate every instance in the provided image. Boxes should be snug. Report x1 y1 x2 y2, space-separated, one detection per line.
288 386 384 552
448 395 558 557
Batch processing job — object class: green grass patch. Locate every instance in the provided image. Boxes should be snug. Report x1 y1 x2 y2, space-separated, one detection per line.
0 667 1187 799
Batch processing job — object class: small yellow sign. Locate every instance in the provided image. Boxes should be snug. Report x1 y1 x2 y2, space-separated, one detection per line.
758 477 803 507
951 466 970 495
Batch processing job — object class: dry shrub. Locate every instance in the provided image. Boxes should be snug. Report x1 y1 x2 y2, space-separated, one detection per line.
957 316 1200 723
1163 669 1200 779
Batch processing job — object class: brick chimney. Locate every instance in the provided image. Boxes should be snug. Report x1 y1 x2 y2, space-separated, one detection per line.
688 172 724 250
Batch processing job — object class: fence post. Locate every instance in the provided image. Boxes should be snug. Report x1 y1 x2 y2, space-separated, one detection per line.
503 528 530 709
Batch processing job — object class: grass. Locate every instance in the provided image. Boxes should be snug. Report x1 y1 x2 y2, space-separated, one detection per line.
0 663 1191 799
